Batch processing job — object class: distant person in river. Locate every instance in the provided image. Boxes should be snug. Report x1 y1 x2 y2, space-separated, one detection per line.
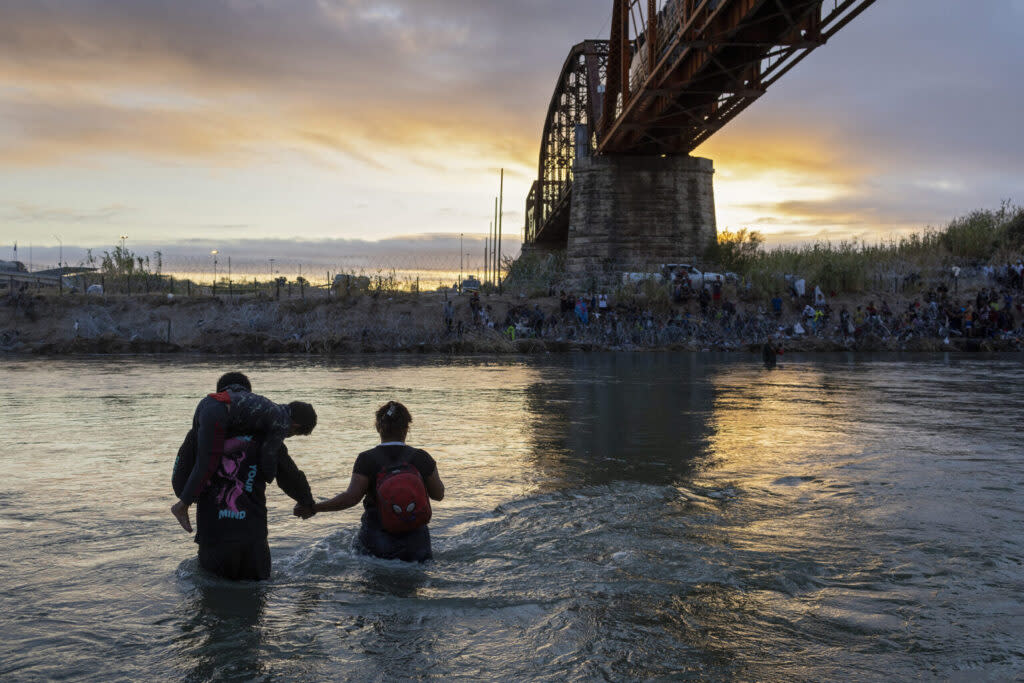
171 373 318 580
294 400 444 563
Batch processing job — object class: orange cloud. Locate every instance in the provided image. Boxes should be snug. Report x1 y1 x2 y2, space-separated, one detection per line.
698 123 872 187
0 0 563 171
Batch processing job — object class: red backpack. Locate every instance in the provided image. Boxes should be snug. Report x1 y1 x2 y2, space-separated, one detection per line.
376 462 432 534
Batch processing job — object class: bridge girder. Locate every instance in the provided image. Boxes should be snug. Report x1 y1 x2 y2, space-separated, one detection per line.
525 0 878 246
599 0 878 154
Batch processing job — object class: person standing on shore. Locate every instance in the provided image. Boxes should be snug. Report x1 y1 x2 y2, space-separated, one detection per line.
443 300 454 333
295 401 444 563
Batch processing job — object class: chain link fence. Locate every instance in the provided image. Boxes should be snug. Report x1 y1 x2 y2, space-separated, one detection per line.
2 250 516 299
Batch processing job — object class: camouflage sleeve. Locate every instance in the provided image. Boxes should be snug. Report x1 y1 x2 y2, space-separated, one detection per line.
259 432 284 484
228 391 290 484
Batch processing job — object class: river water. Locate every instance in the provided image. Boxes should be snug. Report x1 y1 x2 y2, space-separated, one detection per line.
1 354 1022 681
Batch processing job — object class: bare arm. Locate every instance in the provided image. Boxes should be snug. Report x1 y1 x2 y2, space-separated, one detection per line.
425 468 444 501
312 473 371 513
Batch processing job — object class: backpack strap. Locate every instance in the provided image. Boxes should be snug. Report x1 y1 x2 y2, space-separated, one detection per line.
375 445 418 489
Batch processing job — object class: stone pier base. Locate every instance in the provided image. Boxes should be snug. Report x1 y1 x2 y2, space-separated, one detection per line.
566 155 716 282
518 242 562 259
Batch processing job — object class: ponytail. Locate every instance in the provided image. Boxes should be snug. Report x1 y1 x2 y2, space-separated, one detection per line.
375 400 412 436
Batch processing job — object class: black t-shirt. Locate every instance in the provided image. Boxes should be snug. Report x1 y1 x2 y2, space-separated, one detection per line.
353 444 436 511
190 437 314 545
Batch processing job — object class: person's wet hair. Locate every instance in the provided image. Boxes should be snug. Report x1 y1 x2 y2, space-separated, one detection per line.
217 371 251 392
288 401 317 435
376 400 412 436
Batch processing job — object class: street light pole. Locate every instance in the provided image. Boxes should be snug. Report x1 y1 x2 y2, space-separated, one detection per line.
53 234 62 269
459 233 463 293
211 249 219 295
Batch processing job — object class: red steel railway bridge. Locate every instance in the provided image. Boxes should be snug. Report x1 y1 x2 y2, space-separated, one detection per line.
522 0 877 276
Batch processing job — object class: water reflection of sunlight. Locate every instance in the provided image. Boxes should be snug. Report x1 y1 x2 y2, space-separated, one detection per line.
704 364 863 486
263 358 548 515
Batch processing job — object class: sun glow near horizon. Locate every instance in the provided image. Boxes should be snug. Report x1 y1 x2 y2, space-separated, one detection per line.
1 1 1022 261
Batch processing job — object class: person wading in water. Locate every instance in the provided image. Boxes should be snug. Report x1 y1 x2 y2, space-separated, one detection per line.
171 373 317 579
295 401 444 562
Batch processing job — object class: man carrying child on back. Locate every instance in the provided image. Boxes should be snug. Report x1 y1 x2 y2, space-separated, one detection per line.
171 372 318 580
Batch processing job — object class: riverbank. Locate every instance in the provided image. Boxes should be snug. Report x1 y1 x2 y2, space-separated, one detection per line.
3 286 1022 355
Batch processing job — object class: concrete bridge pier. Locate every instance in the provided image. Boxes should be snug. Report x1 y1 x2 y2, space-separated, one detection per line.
566 155 717 281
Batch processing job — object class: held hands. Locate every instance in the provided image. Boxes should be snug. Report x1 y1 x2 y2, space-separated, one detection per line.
293 503 317 520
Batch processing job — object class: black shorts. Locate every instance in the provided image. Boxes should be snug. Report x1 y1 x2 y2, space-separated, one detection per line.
198 539 272 581
356 510 432 563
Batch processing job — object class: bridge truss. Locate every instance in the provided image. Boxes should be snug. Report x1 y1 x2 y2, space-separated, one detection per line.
525 40 608 246
526 0 877 246
600 0 877 154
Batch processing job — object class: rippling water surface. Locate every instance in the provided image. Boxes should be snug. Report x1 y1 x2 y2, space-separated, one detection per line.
1 353 1023 681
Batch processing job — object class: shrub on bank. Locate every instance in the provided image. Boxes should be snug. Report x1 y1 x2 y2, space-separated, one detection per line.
503 251 566 297
712 203 1024 297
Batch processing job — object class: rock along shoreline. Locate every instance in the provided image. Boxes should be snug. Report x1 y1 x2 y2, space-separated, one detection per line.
2 291 1021 356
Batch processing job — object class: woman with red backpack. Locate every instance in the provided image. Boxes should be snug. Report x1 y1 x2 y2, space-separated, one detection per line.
295 401 444 562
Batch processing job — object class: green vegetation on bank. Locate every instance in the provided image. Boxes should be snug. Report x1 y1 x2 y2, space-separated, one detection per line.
707 203 1024 294
505 204 1024 299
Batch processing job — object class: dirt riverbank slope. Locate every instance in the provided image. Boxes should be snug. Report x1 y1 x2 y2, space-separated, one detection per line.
1 288 1019 355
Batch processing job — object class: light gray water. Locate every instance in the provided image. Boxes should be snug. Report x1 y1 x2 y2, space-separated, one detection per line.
1 353 1022 681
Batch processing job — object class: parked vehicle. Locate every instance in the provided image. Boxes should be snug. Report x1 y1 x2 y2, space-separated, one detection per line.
662 264 724 289
622 271 664 284
333 273 370 290
0 260 27 273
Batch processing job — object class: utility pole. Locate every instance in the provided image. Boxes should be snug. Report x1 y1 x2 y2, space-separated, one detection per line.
497 168 504 293
485 223 490 287
53 234 62 269
211 250 218 295
492 197 498 289
459 233 464 293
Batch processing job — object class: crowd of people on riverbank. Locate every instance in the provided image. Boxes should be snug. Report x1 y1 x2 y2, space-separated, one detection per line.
444 273 1024 350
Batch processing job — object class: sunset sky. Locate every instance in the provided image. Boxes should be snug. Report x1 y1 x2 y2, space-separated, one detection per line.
1 0 1023 275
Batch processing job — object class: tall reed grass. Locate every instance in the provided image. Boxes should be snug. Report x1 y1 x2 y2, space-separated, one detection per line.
712 203 1024 295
